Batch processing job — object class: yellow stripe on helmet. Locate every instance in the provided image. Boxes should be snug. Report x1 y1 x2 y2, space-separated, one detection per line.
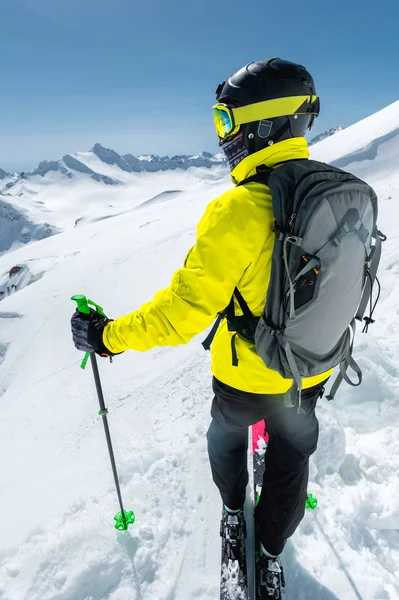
230 95 319 127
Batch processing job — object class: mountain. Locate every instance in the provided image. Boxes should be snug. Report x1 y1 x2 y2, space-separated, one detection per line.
3 144 225 189
0 192 59 254
0 168 10 180
92 144 224 172
0 101 398 599
309 125 343 146
31 153 120 185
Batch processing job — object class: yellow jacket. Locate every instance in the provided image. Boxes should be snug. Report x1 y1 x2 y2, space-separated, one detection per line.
103 137 332 394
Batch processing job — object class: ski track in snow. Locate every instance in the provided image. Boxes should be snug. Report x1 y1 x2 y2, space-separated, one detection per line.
1 105 399 599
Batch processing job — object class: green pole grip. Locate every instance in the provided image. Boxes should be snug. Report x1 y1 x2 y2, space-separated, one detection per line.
71 294 90 315
71 294 107 369
71 294 106 317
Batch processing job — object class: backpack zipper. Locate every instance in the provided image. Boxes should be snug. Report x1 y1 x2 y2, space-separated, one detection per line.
288 213 296 232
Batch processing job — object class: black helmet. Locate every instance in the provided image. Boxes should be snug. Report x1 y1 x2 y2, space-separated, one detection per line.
215 58 320 154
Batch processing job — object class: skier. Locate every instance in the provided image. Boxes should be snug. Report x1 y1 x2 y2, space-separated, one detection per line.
71 58 370 596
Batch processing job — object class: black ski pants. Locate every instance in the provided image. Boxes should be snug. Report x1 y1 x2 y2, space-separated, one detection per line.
206 377 326 556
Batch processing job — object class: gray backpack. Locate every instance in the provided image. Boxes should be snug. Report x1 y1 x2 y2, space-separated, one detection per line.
203 159 386 408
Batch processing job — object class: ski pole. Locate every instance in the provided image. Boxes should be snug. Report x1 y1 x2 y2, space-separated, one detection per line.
71 294 135 531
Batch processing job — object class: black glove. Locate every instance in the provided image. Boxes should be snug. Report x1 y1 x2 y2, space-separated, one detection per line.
71 308 115 357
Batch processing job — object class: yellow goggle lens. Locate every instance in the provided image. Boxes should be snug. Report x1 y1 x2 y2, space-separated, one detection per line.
213 106 236 139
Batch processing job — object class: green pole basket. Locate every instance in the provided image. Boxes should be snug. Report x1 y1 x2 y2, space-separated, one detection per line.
114 510 136 531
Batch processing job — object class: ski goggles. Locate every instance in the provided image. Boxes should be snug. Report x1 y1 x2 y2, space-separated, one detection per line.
213 95 320 140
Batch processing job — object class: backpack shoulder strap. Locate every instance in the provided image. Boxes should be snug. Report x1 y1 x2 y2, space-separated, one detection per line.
236 158 310 188
237 164 272 187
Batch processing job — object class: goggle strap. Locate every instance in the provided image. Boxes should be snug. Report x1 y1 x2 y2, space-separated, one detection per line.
230 95 319 127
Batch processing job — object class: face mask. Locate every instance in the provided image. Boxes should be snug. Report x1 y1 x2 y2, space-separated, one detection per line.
219 131 249 171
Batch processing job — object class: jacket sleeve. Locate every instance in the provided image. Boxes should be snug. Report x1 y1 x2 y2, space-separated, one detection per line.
103 195 250 353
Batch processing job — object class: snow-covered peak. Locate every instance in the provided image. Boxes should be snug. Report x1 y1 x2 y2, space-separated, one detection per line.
32 159 70 178
309 125 343 146
30 154 120 185
0 168 10 179
91 143 134 172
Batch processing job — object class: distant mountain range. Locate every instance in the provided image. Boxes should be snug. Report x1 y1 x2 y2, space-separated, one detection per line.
0 127 343 186
1 144 225 189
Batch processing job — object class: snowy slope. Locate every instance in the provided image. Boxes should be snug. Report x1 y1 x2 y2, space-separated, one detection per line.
311 100 399 168
0 145 226 257
0 169 228 259
0 102 399 600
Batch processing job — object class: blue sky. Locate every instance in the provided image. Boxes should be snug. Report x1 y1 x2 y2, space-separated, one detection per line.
1 0 398 171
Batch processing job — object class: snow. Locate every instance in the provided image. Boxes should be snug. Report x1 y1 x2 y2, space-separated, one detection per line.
0 100 399 599
0 163 229 256
0 144 227 259
310 100 399 166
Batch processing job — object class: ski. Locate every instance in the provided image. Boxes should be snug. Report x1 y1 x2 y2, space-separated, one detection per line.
251 420 268 509
220 505 248 599
251 420 285 599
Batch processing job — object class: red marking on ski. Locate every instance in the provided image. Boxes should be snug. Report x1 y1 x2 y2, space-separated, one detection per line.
251 420 269 454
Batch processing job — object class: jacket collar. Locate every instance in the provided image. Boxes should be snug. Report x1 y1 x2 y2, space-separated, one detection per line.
230 137 310 185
